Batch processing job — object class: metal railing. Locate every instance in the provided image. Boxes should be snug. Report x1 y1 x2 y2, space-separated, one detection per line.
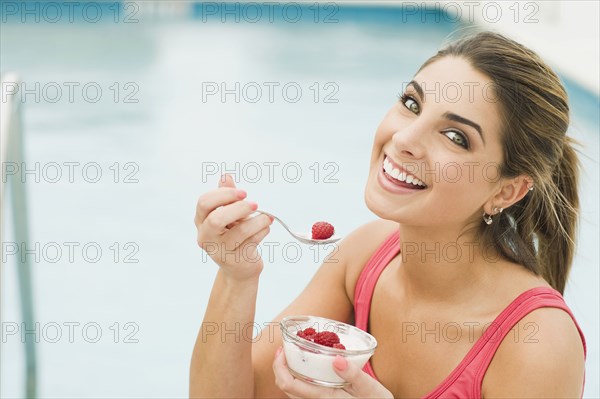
1 73 37 398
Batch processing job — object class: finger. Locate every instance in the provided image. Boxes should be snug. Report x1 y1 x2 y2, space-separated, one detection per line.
272 348 344 398
204 201 258 234
225 213 254 230
218 173 236 189
272 347 299 398
332 356 381 397
226 214 273 247
230 223 271 257
225 221 238 230
195 188 248 225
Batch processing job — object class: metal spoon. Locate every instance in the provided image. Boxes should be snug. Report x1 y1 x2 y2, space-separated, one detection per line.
255 210 341 245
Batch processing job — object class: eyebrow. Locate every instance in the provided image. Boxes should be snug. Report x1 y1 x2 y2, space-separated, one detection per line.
407 80 485 144
407 80 424 99
442 112 485 144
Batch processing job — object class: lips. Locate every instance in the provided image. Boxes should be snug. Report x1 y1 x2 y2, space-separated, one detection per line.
378 168 425 195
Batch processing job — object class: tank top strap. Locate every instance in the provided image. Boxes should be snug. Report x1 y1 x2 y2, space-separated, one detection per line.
426 286 587 398
469 286 587 391
353 229 400 379
353 229 401 332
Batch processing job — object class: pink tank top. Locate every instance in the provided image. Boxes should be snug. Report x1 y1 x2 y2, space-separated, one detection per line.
354 230 587 398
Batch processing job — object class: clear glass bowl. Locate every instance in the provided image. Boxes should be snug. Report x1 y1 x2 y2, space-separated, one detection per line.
279 315 378 388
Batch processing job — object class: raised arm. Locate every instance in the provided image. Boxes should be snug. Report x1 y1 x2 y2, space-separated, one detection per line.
189 174 356 398
190 175 273 398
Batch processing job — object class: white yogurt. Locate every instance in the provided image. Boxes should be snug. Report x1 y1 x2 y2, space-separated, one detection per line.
284 333 373 386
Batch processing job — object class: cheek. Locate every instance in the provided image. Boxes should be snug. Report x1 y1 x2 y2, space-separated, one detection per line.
432 160 492 209
432 151 497 186
370 121 393 166
437 163 467 188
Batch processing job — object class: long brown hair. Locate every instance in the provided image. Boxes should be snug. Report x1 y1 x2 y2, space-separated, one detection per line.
418 31 580 294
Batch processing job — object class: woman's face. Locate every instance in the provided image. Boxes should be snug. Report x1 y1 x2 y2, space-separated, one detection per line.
365 56 505 230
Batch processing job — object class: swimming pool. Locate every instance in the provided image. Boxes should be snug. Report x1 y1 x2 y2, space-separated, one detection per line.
1 3 598 397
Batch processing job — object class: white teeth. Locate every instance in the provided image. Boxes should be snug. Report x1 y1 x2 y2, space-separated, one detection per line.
382 156 426 187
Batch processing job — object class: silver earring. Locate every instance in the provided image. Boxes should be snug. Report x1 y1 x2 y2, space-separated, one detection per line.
483 211 493 225
528 185 534 191
493 207 503 214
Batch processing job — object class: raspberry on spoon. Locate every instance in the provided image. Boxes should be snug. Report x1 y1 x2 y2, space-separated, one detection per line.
312 222 335 240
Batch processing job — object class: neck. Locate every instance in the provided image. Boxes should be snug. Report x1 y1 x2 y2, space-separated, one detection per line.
396 223 498 304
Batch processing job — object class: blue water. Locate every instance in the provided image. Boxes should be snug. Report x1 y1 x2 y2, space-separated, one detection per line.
1 4 598 398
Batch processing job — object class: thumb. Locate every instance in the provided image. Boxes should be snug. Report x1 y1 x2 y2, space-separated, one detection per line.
332 356 376 393
218 173 237 189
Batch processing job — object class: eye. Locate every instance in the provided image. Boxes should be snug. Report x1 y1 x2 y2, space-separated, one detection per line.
398 93 420 115
443 130 470 149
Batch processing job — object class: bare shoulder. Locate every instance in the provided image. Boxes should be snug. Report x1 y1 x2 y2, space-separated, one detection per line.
336 218 399 305
482 305 585 398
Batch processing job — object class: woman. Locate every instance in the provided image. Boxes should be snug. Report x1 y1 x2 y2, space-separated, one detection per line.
190 31 586 398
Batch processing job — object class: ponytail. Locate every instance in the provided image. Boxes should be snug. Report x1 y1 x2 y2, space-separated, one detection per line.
481 138 580 295
536 138 580 294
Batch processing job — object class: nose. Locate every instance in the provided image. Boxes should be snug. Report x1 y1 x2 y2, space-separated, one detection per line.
391 120 427 159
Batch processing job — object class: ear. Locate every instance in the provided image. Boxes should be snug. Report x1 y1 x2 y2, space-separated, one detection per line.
485 175 533 214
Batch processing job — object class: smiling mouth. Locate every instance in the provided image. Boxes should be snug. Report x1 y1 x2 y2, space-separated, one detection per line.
382 156 427 189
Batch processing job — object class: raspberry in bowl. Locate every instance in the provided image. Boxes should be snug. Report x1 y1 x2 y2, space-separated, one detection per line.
279 315 377 388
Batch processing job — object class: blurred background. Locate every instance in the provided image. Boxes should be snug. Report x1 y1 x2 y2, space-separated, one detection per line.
1 1 598 397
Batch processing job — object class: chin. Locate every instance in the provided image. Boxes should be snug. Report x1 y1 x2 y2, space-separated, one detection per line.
364 175 401 222
365 192 397 222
